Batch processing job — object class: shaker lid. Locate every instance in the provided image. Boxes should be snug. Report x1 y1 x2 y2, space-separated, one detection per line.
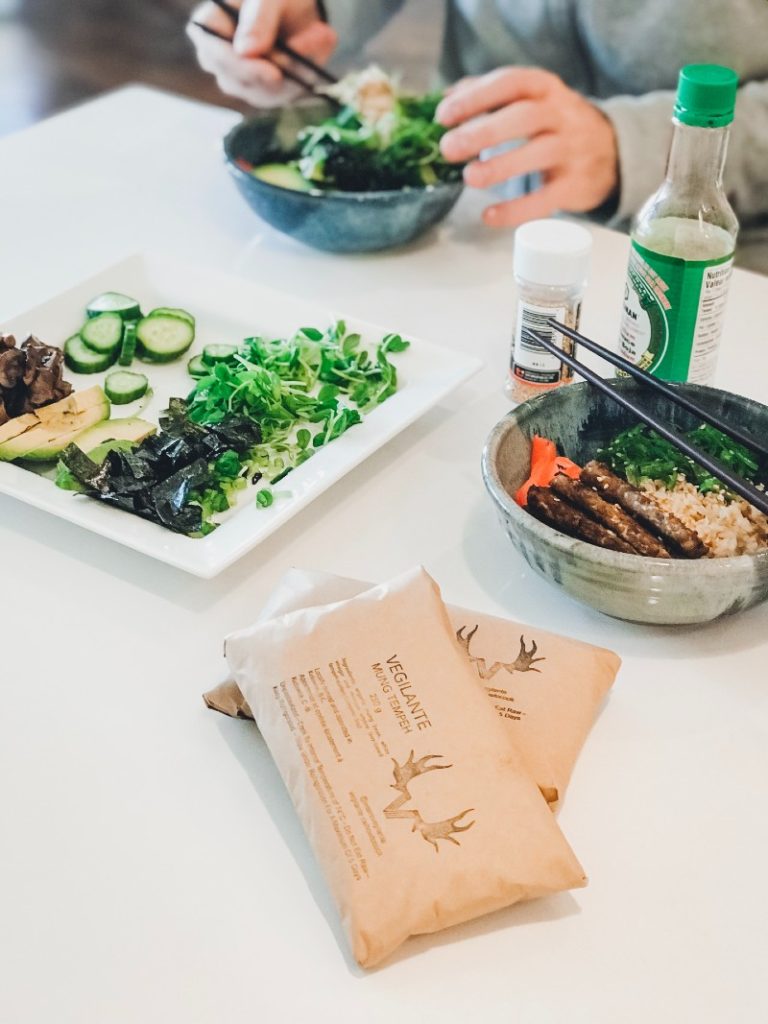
513 219 593 287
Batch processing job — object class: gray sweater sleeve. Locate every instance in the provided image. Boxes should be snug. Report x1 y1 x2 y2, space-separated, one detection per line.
598 81 768 229
322 0 406 56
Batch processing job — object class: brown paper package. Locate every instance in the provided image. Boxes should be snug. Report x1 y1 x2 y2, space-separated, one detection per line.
207 568 620 806
223 568 587 968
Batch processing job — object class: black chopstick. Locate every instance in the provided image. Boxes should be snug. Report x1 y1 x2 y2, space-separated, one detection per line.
191 22 323 95
521 326 768 517
276 42 337 85
206 0 338 83
548 318 768 460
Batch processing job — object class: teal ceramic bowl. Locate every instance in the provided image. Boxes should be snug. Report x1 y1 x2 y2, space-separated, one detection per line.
223 102 464 253
482 380 768 624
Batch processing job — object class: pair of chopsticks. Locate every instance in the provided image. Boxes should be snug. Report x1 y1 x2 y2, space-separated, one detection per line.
192 0 339 97
521 320 768 517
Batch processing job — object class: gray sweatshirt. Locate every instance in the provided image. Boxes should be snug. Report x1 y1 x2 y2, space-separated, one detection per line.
324 0 768 271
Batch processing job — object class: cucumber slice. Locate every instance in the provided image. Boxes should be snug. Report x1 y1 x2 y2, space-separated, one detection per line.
136 314 195 363
118 321 137 367
86 292 142 321
187 354 209 379
80 313 123 354
252 163 312 192
104 370 149 405
202 343 238 366
64 334 118 374
149 307 195 328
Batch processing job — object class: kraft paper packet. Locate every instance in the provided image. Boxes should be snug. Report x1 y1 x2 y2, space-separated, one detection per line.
207 568 620 805
223 567 586 968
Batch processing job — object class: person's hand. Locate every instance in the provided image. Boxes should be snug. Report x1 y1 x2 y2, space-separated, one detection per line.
436 67 618 227
187 0 337 106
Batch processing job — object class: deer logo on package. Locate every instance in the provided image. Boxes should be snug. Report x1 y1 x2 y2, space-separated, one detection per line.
383 751 475 852
456 624 546 681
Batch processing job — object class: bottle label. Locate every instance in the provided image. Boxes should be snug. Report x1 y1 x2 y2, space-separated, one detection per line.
618 241 733 382
511 302 574 385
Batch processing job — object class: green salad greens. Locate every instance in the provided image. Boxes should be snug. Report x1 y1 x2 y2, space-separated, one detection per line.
253 68 462 192
55 319 410 537
292 95 461 191
599 423 759 493
184 320 410 526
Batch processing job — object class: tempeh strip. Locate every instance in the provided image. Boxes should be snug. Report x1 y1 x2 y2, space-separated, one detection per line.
581 461 708 559
527 486 636 553
549 472 672 557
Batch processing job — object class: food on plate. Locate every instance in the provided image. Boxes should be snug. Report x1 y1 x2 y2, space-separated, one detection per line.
135 311 195 364
250 67 463 193
85 291 143 321
599 422 759 492
633 477 768 558
104 370 149 405
549 471 672 557
580 460 708 558
0 334 72 424
598 422 768 557
47 317 411 535
201 343 237 367
518 423 768 559
118 322 138 366
79 313 124 356
69 416 155 452
1 293 411 535
185 322 410 491
64 292 196 373
187 354 207 380
527 485 637 553
514 434 580 506
325 64 399 126
64 333 120 374
0 385 109 462
58 398 261 534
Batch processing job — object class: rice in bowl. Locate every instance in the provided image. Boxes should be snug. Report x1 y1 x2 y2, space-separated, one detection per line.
640 475 768 558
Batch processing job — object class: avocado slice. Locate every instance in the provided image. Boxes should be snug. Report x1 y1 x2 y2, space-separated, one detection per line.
34 386 108 430
0 388 110 462
0 386 109 449
74 416 156 453
0 412 39 446
252 163 312 192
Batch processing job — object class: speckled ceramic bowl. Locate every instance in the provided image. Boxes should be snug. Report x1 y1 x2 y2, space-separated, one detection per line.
223 101 464 253
482 380 768 624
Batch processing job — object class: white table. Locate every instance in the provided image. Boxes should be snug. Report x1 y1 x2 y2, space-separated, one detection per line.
2 87 767 1024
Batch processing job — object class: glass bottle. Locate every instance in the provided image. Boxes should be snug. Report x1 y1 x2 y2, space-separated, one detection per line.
618 64 739 384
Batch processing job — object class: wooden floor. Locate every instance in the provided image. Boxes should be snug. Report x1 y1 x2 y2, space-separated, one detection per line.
0 0 442 137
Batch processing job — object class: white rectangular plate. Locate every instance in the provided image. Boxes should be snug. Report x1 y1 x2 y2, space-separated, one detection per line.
0 254 481 577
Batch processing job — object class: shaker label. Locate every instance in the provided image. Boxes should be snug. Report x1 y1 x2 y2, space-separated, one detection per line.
512 302 572 385
619 242 733 382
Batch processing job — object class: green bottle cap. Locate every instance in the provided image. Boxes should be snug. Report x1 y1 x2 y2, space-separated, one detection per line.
674 64 738 128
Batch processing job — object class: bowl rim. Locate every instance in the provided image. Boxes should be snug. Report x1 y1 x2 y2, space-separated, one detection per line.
482 379 768 574
222 118 465 202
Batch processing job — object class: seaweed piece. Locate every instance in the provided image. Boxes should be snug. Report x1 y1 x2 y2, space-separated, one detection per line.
147 457 209 532
57 399 258 535
59 444 111 492
207 415 261 453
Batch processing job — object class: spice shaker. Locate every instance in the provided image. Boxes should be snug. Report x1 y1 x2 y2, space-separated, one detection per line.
505 219 593 404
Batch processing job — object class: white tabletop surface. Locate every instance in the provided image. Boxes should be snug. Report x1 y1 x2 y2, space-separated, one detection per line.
2 86 767 1024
